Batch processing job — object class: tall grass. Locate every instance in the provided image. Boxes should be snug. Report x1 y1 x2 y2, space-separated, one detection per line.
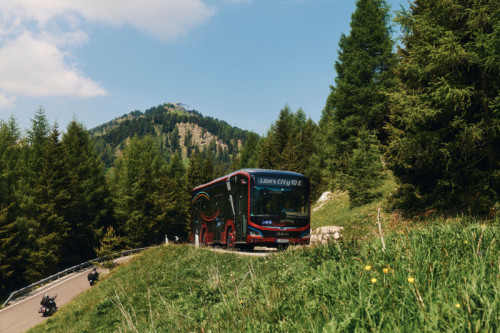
29 221 498 332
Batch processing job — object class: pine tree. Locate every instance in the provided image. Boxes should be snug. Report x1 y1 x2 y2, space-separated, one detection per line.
16 110 52 282
111 135 185 247
166 153 189 240
256 133 275 170
95 226 121 268
26 124 71 280
346 130 384 206
62 121 108 265
26 107 50 176
167 152 185 182
186 152 206 190
239 132 260 169
319 0 396 203
0 117 28 292
257 106 319 179
385 0 500 212
202 150 215 183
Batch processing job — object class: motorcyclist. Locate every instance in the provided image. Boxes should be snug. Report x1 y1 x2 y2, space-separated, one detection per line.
87 267 99 285
40 294 57 310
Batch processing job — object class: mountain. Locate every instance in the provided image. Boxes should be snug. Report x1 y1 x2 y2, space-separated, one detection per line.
90 102 255 168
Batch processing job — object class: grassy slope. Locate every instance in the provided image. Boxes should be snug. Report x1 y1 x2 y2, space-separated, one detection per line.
29 222 498 332
311 173 398 240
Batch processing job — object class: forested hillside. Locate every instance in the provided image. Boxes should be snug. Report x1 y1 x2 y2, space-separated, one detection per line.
90 102 252 169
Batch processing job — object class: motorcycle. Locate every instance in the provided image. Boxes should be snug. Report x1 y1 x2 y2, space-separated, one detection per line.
88 269 99 286
39 294 57 317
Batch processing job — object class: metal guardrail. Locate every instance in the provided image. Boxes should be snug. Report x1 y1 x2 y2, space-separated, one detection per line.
2 247 150 307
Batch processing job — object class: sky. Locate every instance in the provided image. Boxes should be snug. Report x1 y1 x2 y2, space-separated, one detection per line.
0 0 408 135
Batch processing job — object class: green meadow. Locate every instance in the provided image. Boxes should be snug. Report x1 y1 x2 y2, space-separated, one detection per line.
29 221 498 332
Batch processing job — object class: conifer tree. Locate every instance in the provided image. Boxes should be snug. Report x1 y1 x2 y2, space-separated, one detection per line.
15 110 52 282
62 121 108 264
202 150 215 183
26 124 70 279
257 105 319 181
26 107 50 176
20 109 50 245
257 105 295 170
239 132 260 169
186 152 206 190
346 130 383 206
166 153 189 240
385 0 500 212
256 133 275 170
319 0 396 203
167 152 185 182
111 136 184 246
95 226 121 268
0 118 28 292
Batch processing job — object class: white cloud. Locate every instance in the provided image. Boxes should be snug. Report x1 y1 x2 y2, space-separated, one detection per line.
0 32 107 98
0 0 216 107
0 93 16 108
0 0 216 41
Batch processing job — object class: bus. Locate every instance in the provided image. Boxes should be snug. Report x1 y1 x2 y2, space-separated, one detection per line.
190 169 310 249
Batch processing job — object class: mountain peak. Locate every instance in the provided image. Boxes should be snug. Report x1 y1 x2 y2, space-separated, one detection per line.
89 102 255 168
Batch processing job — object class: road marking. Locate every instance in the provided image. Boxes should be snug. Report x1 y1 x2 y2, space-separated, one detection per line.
0 268 93 313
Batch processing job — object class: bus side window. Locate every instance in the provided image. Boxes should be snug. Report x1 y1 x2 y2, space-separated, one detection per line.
202 200 207 219
215 194 222 217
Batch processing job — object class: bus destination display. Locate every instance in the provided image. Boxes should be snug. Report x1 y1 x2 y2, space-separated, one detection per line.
256 177 305 187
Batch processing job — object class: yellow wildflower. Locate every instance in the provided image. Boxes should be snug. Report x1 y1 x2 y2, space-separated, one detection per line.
383 268 389 274
364 265 372 271
455 303 460 308
371 278 377 284
464 241 468 244
408 277 415 283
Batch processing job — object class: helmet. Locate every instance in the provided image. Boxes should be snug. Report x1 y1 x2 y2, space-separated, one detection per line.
44 294 49 299
93 267 97 272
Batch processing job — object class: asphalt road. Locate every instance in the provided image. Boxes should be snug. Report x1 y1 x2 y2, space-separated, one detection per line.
0 267 106 333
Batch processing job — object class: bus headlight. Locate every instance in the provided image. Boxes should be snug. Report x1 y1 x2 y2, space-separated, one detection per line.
248 227 263 237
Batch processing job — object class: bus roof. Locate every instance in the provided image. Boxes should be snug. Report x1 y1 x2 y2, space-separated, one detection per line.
192 169 307 192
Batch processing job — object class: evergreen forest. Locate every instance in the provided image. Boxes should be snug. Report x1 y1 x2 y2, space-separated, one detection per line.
1 0 499 298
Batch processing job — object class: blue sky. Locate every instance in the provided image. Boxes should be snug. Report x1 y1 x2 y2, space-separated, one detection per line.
0 0 407 135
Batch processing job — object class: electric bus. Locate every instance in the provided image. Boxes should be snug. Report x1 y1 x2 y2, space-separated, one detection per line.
190 169 310 249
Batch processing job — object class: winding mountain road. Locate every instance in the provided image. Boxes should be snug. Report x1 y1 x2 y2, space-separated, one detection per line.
0 247 275 333
0 267 107 333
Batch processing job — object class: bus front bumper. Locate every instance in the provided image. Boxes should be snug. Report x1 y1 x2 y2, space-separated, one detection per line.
246 235 310 246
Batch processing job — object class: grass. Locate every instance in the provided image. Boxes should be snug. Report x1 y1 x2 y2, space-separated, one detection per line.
28 221 499 332
311 173 397 240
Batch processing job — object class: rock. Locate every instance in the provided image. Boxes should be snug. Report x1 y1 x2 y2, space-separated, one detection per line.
312 191 332 213
310 226 343 245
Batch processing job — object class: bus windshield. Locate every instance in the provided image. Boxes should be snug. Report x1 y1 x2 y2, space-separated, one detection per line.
250 186 309 218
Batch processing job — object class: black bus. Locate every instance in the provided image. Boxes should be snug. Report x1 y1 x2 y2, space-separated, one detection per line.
190 169 310 249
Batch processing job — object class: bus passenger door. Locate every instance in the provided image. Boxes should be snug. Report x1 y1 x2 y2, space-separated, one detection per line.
235 188 247 242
